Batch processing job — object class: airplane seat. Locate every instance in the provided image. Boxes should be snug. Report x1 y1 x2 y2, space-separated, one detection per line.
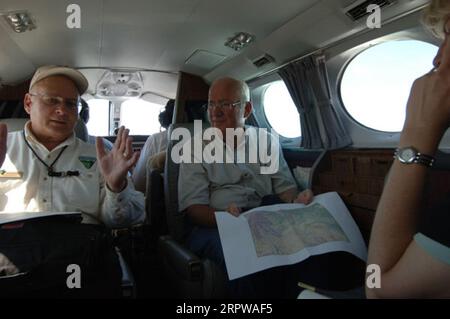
185 100 208 123
1 117 89 143
74 118 89 142
157 121 328 298
144 164 167 245
157 122 228 298
144 100 207 233
282 148 327 190
0 117 29 132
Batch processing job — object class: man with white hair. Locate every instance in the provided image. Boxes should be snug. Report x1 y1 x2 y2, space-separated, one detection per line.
178 77 314 297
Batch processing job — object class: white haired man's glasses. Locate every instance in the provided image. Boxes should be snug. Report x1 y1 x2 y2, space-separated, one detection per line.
207 100 243 110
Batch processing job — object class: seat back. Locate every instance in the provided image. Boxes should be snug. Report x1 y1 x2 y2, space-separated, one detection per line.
0 100 28 119
144 166 168 242
143 100 207 252
1 117 90 143
282 148 327 189
0 118 28 132
164 122 209 241
74 119 89 142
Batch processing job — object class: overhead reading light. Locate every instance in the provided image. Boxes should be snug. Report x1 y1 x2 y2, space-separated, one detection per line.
225 32 254 51
96 71 143 98
2 11 36 33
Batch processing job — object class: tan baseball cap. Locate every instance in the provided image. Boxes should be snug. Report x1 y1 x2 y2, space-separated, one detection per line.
29 65 88 94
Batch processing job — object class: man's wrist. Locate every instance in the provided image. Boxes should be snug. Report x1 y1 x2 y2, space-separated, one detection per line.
107 180 127 193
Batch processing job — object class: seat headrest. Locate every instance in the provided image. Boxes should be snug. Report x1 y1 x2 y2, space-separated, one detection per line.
0 118 28 132
74 119 89 142
0 118 89 142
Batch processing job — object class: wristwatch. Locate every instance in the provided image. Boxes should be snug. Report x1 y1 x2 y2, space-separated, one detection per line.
394 146 435 167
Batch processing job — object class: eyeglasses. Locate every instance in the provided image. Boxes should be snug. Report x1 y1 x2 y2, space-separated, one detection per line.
29 93 80 111
207 100 242 110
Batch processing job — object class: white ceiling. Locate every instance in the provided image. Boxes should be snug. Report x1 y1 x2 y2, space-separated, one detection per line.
0 0 431 99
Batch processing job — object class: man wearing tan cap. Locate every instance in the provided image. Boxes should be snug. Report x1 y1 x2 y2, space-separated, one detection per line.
0 65 144 227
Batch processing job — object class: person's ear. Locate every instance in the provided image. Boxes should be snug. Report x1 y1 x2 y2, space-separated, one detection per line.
24 93 32 115
243 101 253 119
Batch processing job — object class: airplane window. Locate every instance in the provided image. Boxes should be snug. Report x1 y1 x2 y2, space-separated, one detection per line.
340 40 438 132
263 81 301 138
85 98 110 136
120 99 164 135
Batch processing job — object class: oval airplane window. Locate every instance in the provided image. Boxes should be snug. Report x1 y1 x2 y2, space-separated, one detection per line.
263 81 301 138
120 99 164 135
340 40 438 132
85 98 110 136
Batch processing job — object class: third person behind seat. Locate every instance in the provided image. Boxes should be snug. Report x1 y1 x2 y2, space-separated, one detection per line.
132 99 174 193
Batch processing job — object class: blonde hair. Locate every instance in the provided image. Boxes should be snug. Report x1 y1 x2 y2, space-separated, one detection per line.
422 0 450 39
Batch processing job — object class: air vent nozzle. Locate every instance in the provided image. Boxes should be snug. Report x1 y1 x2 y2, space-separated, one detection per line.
252 54 275 68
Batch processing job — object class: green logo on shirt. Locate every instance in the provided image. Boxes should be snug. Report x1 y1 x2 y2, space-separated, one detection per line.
79 156 96 169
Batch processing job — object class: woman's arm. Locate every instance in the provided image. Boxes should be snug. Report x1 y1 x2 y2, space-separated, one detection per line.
366 37 450 298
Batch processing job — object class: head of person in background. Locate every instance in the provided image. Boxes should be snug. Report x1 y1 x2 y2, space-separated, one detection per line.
186 100 208 123
158 99 175 130
79 98 90 124
422 0 450 41
131 98 175 192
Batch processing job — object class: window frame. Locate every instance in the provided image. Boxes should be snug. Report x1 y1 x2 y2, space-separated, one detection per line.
250 75 302 148
337 39 439 134
262 80 302 139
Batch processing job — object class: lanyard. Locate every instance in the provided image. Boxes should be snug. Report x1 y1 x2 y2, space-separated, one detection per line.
22 130 79 177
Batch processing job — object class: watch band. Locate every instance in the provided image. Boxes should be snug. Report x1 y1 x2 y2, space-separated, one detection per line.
414 153 435 167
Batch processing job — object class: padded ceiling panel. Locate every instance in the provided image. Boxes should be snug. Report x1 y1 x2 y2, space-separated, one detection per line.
0 0 431 95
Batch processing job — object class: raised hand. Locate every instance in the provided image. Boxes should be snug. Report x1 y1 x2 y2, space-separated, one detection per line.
0 123 7 168
401 36 450 154
96 126 139 193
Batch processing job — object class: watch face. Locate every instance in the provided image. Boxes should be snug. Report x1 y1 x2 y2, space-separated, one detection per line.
399 148 417 163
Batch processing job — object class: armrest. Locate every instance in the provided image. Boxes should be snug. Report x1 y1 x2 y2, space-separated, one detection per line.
145 167 164 226
158 235 203 281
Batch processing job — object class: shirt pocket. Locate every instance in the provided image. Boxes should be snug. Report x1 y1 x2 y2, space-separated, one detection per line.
209 163 243 187
60 172 100 213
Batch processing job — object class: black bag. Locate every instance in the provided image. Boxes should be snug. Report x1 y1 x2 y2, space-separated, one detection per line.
0 215 122 298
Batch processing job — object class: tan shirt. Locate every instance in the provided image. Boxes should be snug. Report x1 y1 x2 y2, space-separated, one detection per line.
178 126 297 212
0 122 145 228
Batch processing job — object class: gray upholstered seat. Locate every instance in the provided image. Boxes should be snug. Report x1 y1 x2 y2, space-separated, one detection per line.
1 117 90 143
157 122 228 298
